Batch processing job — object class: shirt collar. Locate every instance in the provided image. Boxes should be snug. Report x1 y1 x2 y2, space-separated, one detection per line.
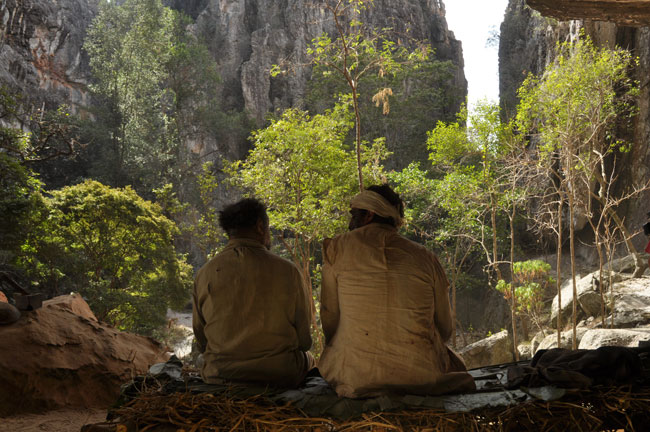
225 237 267 250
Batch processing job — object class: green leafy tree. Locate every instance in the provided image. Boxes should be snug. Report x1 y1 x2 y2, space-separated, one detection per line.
302 0 429 189
84 0 234 192
425 101 529 353
227 101 388 353
517 36 639 347
19 180 192 335
0 154 46 261
496 260 554 339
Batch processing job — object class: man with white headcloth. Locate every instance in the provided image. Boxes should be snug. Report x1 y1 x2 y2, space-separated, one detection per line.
318 184 476 398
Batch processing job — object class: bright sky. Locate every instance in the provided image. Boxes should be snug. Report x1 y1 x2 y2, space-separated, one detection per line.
443 0 510 111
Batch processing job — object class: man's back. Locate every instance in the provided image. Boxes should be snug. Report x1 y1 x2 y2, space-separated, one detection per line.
193 238 311 387
319 223 473 397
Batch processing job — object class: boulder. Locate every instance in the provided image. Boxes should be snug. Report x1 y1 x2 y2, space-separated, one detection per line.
0 302 20 325
603 277 650 328
536 328 589 353
607 254 644 274
458 330 514 369
0 294 168 416
43 293 97 322
578 328 650 349
550 271 622 327
517 343 533 361
530 331 547 353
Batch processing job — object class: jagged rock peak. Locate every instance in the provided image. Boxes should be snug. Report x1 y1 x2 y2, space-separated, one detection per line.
191 0 466 125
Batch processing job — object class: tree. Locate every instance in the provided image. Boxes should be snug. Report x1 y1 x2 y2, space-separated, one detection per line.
303 0 429 189
84 0 234 192
18 180 192 335
517 36 639 348
227 101 388 353
496 260 554 339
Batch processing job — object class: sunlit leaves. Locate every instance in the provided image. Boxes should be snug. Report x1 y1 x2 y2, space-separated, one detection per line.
19 180 192 334
228 102 387 242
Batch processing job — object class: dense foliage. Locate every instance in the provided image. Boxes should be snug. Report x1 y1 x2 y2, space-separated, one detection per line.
83 0 247 193
1 0 645 349
19 180 192 334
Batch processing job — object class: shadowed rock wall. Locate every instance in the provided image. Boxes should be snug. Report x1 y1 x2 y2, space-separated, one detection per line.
0 0 97 113
499 0 650 252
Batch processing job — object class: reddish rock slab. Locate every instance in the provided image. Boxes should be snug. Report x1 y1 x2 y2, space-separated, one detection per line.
0 294 169 416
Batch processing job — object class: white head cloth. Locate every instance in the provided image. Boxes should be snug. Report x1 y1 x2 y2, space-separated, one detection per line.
350 190 403 227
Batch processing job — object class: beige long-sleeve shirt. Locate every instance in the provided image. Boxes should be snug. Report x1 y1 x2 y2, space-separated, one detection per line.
319 223 475 397
193 238 312 387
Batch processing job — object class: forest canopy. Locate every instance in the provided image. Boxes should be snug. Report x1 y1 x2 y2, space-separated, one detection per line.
0 0 646 350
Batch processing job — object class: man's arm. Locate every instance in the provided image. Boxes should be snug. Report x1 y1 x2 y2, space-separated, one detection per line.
294 268 313 352
320 238 340 344
192 281 207 353
431 254 453 342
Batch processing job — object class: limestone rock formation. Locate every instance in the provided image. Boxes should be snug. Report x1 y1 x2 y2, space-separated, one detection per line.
0 294 168 416
0 0 97 112
526 0 650 27
536 327 589 352
549 271 623 328
499 0 650 250
578 328 650 349
193 0 466 128
458 330 514 369
1 0 466 166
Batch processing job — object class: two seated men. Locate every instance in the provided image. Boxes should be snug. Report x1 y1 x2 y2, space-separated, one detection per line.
192 185 475 397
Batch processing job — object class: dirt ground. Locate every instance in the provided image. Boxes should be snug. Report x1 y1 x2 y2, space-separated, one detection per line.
0 408 107 432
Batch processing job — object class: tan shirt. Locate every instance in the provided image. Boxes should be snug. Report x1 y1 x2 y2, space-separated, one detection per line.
319 223 475 397
193 238 312 387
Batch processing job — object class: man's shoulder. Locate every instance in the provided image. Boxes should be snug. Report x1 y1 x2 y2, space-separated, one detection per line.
263 249 300 271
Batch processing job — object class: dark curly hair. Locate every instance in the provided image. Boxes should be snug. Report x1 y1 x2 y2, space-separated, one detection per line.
218 198 268 235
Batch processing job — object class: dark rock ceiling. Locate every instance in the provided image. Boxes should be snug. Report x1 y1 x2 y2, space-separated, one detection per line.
526 0 650 26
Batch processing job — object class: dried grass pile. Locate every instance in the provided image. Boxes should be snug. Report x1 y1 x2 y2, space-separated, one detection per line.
83 385 650 431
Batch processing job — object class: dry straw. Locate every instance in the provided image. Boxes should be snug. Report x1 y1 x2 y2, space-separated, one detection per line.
86 384 650 431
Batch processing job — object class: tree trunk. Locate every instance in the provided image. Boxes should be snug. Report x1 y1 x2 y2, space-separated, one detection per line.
568 184 578 350
509 209 518 360
556 197 563 346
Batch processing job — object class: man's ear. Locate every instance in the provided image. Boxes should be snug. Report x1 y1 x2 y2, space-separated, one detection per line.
255 218 266 236
363 211 375 225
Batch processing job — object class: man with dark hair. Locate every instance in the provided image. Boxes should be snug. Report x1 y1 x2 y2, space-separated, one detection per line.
192 198 313 388
318 185 475 397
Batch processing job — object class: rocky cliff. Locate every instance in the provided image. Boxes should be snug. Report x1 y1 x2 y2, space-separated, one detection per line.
499 0 650 252
1 0 466 164
191 0 466 128
0 0 97 113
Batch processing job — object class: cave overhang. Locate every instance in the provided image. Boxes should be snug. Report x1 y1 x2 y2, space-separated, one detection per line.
526 0 650 27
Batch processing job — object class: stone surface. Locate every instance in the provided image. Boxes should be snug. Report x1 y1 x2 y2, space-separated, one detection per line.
0 0 96 112
0 294 168 416
527 0 650 27
603 276 650 328
194 0 465 126
517 343 533 360
192 0 467 164
549 271 619 327
530 331 546 353
459 330 514 369
578 328 650 349
0 301 21 325
536 328 589 353
500 1 650 251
